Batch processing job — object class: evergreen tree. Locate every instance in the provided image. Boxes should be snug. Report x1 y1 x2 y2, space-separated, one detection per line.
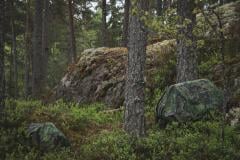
124 0 149 137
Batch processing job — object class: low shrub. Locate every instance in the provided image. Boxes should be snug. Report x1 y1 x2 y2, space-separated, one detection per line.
1 99 240 160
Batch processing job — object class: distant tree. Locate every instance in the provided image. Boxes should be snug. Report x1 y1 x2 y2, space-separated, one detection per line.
42 0 50 84
24 0 33 98
68 0 77 63
176 0 198 83
0 0 5 109
32 0 43 98
156 0 163 16
101 0 108 46
10 0 18 98
122 0 130 47
124 0 149 137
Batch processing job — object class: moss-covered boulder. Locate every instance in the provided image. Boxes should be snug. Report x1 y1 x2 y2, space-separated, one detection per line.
27 122 70 151
156 79 223 126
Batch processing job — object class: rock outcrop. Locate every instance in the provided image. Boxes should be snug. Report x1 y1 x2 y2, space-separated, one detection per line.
48 1 240 108
50 40 176 107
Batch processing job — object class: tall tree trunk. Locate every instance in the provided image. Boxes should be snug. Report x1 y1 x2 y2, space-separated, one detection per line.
24 0 33 98
176 0 197 83
163 0 168 11
124 0 148 137
156 0 162 16
219 0 224 5
10 0 18 98
102 0 108 46
122 0 130 47
32 0 43 98
41 0 49 87
0 0 5 110
68 0 77 64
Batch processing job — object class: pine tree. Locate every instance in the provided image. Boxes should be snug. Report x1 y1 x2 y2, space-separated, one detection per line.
32 0 43 98
122 0 130 47
0 0 5 109
124 0 149 137
176 0 198 83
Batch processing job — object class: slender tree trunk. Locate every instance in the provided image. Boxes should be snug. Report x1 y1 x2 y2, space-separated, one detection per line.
32 0 43 98
24 0 33 98
68 0 77 64
102 0 108 46
10 0 18 98
124 0 148 137
41 0 49 87
176 0 197 83
0 0 5 110
82 0 87 23
9 45 13 96
122 0 130 47
163 0 168 11
156 0 162 16
219 0 224 5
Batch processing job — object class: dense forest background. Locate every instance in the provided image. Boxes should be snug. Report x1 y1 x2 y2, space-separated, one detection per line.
0 0 240 159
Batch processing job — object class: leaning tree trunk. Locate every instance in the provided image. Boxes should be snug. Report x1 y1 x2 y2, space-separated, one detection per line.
122 0 130 47
102 0 108 46
68 0 77 64
24 0 33 98
0 0 5 110
124 0 148 137
176 0 197 83
32 0 43 98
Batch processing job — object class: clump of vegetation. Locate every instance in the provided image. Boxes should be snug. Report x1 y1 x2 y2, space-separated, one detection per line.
1 100 240 160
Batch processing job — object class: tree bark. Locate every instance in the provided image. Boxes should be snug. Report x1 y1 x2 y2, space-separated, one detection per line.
124 0 148 137
10 0 18 98
41 0 49 87
122 0 130 47
32 0 43 98
176 0 198 83
156 0 162 16
102 0 108 46
0 0 5 110
68 0 77 64
24 0 33 98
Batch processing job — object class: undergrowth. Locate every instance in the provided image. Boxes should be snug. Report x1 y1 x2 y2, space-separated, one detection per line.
0 99 240 160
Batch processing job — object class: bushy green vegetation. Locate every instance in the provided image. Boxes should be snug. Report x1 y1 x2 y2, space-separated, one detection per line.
1 99 240 160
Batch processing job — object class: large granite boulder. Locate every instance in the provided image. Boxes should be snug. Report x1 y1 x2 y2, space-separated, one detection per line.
49 40 176 107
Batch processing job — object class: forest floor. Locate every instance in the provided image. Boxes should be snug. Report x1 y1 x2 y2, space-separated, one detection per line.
1 99 240 160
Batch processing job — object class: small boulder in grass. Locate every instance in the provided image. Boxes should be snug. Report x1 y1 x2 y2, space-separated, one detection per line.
27 122 70 151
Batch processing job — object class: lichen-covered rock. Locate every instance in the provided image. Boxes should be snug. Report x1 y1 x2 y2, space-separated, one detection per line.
50 40 176 107
156 79 224 126
27 122 70 151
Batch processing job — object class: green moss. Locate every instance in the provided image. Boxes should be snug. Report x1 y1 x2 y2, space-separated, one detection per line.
1 99 240 160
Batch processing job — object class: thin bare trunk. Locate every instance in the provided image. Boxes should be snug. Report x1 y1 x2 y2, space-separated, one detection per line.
122 0 130 47
68 0 77 63
10 0 18 98
0 0 5 110
32 0 43 98
24 0 33 98
42 0 49 87
156 0 162 16
102 0 108 46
